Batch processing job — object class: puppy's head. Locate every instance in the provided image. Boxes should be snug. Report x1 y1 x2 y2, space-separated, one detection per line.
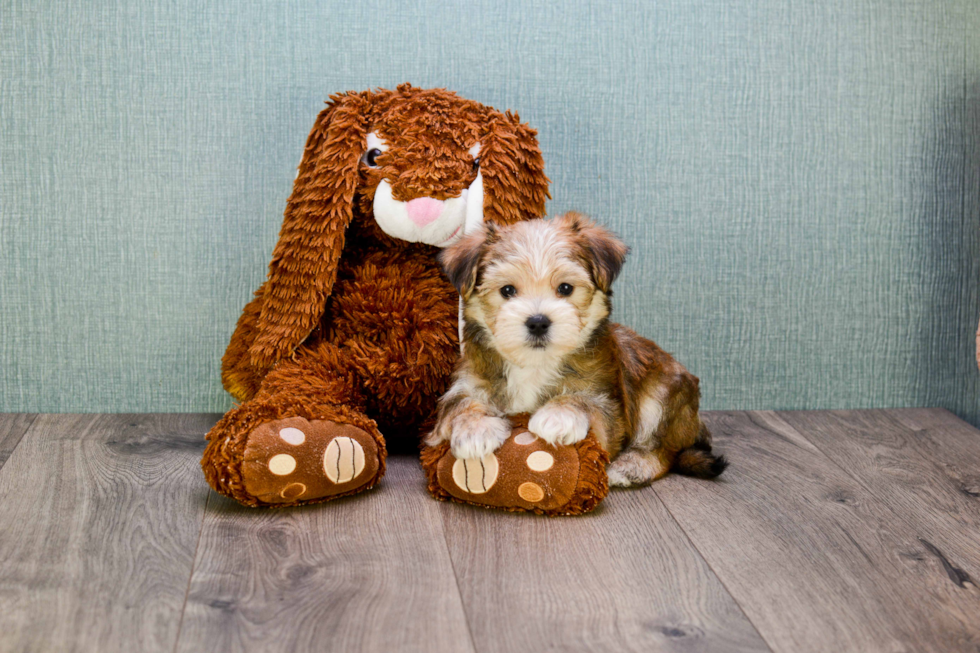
441 212 629 366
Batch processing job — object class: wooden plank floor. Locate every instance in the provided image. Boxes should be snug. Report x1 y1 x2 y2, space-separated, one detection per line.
0 410 978 652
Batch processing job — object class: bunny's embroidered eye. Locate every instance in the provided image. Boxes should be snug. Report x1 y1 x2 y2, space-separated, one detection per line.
500 285 517 299
469 143 481 173
364 148 383 168
557 283 574 297
363 132 388 168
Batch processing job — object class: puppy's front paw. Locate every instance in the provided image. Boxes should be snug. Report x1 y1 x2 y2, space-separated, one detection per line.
606 465 636 488
450 414 511 460
528 404 589 445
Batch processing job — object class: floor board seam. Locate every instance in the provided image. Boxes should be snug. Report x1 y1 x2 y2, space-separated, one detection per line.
767 411 980 579
649 483 778 653
753 410 980 641
768 410 944 528
0 413 39 473
171 490 210 653
437 506 481 653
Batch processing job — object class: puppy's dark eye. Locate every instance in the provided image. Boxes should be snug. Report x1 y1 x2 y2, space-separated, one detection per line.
500 285 517 299
364 148 383 168
557 283 574 297
472 157 480 171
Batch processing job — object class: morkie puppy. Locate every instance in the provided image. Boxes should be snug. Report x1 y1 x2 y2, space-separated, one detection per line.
427 212 727 486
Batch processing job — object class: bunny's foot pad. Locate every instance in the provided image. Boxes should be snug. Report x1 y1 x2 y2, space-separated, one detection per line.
420 417 609 516
241 417 383 505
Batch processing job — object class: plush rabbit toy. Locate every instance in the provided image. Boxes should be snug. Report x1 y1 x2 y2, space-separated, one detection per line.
202 85 608 513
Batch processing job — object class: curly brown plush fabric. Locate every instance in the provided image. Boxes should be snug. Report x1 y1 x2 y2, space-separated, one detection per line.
202 85 549 507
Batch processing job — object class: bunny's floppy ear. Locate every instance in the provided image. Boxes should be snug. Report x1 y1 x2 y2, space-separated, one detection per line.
248 92 369 372
480 111 550 226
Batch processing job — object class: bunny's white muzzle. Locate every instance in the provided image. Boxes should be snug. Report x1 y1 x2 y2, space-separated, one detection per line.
372 144 484 248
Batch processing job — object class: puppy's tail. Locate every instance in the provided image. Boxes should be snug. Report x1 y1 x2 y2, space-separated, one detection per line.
672 424 728 479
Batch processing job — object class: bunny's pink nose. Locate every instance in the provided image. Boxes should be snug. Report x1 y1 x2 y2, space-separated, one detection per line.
406 197 443 227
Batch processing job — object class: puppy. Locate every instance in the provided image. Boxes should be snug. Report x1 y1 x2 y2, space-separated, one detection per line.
427 213 727 486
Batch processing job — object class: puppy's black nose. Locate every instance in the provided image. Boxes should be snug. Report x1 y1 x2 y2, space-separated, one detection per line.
525 314 551 337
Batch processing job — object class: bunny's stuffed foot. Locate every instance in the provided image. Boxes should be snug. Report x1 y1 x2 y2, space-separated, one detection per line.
202 412 386 508
238 417 384 505
420 415 609 516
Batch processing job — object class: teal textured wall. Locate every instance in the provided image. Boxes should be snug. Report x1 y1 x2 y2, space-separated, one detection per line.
2 1 979 421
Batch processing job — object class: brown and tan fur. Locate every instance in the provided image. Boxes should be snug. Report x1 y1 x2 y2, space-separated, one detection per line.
429 213 726 486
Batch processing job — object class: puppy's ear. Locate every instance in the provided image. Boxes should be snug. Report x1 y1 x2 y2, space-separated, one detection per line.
439 224 497 296
480 111 550 226
247 91 371 372
561 212 630 292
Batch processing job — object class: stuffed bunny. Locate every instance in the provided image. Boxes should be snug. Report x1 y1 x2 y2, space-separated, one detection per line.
201 85 552 507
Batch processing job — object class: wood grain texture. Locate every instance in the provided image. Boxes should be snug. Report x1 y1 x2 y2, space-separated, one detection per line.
0 413 214 653
888 407 980 454
778 409 980 588
176 456 475 653
0 413 36 470
654 412 980 653
440 485 771 653
3 409 979 652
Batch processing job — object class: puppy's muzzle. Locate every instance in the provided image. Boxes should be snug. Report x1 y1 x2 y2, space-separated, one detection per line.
525 314 551 346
